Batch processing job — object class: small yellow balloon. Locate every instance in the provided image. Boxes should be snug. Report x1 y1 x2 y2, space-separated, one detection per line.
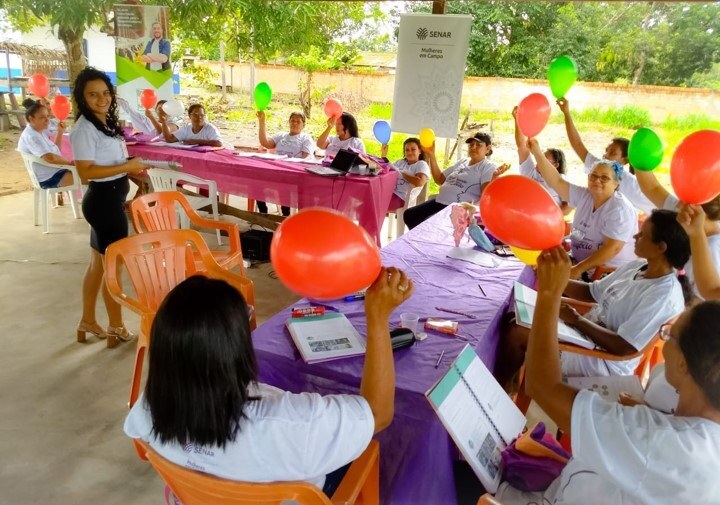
510 246 541 266
419 128 435 148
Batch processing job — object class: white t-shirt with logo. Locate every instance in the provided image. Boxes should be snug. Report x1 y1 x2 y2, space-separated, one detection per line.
584 153 655 215
663 194 720 300
270 132 315 158
568 183 638 267
69 115 129 182
18 125 66 182
174 123 223 144
561 259 684 377
436 158 497 205
496 389 720 505
518 156 563 206
391 158 431 201
124 383 374 490
324 136 365 157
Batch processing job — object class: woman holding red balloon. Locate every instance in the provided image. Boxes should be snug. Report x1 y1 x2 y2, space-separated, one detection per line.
18 99 75 194
316 112 365 157
70 67 151 348
529 137 638 279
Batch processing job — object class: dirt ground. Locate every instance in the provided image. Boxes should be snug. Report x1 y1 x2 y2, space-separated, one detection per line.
0 130 31 196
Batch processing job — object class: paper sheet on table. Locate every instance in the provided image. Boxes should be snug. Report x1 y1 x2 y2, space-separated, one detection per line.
564 376 644 402
234 152 288 160
283 157 323 165
447 247 501 268
149 141 196 150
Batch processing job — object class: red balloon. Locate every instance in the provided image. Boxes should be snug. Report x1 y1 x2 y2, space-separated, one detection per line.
139 89 158 110
516 93 551 138
270 209 381 300
670 130 720 205
28 74 50 98
324 98 343 119
480 175 565 250
50 95 71 121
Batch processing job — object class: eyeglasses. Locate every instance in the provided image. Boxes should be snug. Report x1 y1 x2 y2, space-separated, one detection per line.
659 323 674 342
588 173 613 184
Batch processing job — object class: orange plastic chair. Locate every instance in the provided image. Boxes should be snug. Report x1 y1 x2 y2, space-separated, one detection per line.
130 191 245 274
105 229 257 420
135 439 380 505
477 494 505 505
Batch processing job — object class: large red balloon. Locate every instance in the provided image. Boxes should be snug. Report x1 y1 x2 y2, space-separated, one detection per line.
270 209 381 300
28 74 50 98
480 175 565 250
324 98 343 119
50 95 71 121
516 93 551 138
670 130 720 205
139 89 158 110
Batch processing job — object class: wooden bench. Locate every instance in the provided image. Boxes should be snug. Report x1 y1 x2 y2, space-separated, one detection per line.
0 91 26 130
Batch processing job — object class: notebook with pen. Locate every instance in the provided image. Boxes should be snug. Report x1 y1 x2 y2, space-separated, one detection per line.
426 345 527 493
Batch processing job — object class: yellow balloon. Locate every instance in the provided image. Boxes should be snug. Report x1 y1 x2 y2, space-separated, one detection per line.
419 128 435 148
510 246 541 266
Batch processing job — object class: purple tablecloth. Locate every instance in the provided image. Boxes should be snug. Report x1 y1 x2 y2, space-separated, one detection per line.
252 206 534 504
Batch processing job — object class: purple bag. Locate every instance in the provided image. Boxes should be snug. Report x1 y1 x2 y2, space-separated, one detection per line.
500 422 571 492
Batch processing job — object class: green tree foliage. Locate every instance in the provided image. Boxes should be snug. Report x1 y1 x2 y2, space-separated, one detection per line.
412 1 720 88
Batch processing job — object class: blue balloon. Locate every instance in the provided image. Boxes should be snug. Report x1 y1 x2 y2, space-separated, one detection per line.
373 120 392 145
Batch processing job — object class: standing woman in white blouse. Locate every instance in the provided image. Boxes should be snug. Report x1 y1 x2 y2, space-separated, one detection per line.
70 67 150 348
316 112 365 157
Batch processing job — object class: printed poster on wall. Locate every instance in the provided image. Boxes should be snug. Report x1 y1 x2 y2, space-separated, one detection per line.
391 13 472 139
114 4 173 115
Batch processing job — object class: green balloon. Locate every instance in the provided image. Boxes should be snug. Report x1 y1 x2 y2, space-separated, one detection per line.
547 56 578 99
629 128 665 172
254 82 272 111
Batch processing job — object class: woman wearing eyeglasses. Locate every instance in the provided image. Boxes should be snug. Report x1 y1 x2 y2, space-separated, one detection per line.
161 103 223 147
529 138 638 280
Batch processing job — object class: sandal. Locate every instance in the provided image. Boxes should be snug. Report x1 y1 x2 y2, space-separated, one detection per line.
106 325 137 349
76 321 107 343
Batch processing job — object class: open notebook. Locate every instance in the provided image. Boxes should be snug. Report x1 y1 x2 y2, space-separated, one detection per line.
426 345 526 493
286 313 366 364
514 282 595 350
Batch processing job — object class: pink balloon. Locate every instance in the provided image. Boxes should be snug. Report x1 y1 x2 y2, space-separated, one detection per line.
324 98 343 119
517 93 551 138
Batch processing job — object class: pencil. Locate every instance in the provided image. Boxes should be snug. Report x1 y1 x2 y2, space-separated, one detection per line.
478 283 487 297
435 350 446 368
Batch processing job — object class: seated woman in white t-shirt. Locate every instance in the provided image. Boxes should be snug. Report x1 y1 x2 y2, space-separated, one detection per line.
494 247 720 505
512 106 571 216
316 112 365 157
118 97 179 135
125 267 413 495
403 132 508 230
255 110 315 216
557 98 655 215
497 209 690 389
161 103 223 147
17 98 75 196
529 137 637 279
636 169 720 301
379 137 431 211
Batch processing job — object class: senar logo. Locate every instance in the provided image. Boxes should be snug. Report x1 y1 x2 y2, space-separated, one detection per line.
416 27 429 40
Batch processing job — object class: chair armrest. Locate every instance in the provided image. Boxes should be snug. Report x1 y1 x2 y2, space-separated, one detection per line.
21 152 83 185
176 196 242 254
331 440 379 505
477 493 505 505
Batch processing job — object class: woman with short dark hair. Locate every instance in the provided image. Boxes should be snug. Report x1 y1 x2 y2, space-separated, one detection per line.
316 111 365 157
125 267 413 493
161 103 223 147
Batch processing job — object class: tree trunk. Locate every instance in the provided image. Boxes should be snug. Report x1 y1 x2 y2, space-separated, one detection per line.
632 49 647 86
57 26 87 91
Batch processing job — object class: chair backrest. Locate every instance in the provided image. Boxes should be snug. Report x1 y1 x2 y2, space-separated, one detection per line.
403 185 424 210
105 229 254 318
136 440 333 505
147 168 216 195
130 191 189 234
18 152 45 190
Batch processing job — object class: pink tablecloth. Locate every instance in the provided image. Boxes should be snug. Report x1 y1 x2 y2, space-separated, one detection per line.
126 145 398 244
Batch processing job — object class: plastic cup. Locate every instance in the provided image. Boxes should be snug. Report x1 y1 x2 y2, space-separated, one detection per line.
400 313 420 334
358 164 368 175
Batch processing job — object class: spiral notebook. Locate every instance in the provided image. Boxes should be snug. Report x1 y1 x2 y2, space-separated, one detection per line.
426 345 526 493
286 313 366 364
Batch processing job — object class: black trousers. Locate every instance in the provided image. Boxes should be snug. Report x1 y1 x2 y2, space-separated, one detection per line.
256 201 290 216
402 199 448 230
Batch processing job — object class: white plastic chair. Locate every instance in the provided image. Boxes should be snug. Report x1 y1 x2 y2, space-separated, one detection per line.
388 184 424 239
19 151 83 233
146 168 222 245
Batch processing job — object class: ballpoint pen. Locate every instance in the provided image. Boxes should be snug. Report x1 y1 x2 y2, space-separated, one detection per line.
435 350 446 368
478 283 487 297
343 293 366 302
435 306 477 320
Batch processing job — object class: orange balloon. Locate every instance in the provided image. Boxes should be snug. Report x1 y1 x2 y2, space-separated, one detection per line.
324 98 343 119
139 89 158 109
28 74 50 98
270 209 381 300
516 93 551 138
50 95 71 121
479 175 565 250
670 130 720 204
